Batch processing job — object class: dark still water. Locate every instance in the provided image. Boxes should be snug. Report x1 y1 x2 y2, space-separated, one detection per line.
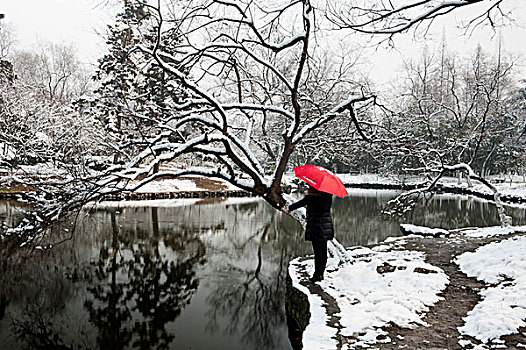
1 190 525 350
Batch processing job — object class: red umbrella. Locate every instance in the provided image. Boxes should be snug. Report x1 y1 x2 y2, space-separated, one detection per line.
293 165 349 198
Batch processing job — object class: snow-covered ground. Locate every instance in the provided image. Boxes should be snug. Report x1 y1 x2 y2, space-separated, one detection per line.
126 173 526 204
338 173 526 199
290 242 449 349
126 176 242 193
289 226 526 349
456 234 526 347
3 164 526 201
338 173 424 185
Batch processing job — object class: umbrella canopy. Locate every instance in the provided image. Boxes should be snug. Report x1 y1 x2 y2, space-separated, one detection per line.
293 165 349 198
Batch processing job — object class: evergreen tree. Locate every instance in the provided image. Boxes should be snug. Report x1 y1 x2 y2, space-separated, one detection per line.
88 1 188 168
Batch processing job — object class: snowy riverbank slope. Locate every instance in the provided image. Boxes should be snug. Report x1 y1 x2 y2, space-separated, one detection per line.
289 226 526 350
339 174 526 199
2 165 526 202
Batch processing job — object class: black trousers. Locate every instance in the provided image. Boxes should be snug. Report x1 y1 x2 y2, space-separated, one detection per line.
311 240 328 278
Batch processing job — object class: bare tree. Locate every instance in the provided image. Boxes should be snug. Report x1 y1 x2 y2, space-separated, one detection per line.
30 0 377 210
380 43 520 225
326 0 514 39
392 44 518 173
0 21 16 58
12 41 92 104
4 0 522 239
0 39 103 169
0 76 106 169
118 1 381 207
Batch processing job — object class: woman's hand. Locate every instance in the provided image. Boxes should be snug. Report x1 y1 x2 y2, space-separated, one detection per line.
283 208 290 215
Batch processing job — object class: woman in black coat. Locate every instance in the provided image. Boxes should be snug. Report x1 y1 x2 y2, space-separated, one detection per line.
285 187 334 282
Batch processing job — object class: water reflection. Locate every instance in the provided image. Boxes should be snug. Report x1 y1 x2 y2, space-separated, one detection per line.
166 200 302 350
407 193 526 228
84 209 206 349
332 190 399 246
0 193 525 349
201 221 284 348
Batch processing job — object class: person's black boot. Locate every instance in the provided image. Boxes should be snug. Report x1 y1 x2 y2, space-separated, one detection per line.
309 275 323 283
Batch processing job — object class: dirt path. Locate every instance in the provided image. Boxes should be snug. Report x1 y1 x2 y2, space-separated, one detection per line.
378 232 526 350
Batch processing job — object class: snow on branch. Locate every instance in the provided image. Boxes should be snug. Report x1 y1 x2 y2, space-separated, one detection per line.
210 0 307 52
139 45 230 130
222 103 295 120
384 162 512 227
291 94 376 143
327 0 508 37
118 130 266 186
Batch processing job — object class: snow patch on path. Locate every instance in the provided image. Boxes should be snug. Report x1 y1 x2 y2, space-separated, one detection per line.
400 223 449 237
455 225 526 238
456 235 526 344
288 259 339 350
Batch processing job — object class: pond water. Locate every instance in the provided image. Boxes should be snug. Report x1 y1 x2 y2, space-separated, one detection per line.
0 190 525 350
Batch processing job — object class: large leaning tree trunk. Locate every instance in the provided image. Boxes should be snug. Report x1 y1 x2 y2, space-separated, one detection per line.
124 0 378 210
13 0 377 223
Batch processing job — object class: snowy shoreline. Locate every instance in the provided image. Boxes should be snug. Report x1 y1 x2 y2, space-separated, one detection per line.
2 173 526 206
288 225 526 350
340 174 526 205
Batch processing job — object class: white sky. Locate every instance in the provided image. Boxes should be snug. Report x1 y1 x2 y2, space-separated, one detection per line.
367 0 526 85
1 0 525 84
0 0 114 67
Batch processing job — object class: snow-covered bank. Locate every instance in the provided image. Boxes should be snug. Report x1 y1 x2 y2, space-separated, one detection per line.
3 167 526 205
89 196 262 209
126 176 243 193
290 243 449 349
339 174 526 204
0 164 249 200
128 173 526 204
456 234 526 346
288 226 526 349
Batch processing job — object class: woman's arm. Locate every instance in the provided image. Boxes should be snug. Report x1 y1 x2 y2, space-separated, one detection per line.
288 196 310 212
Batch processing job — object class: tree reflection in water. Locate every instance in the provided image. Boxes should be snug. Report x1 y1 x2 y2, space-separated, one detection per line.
200 202 299 349
84 209 206 349
3 206 206 349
